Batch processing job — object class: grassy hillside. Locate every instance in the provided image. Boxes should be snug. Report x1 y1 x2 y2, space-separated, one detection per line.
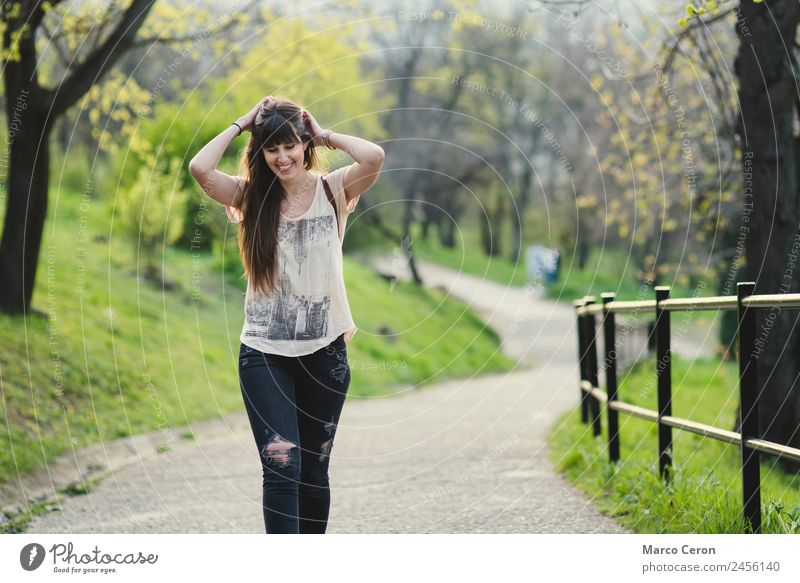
548 354 800 533
0 186 515 484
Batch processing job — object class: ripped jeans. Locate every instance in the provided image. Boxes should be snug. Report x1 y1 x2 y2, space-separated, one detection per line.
238 333 350 534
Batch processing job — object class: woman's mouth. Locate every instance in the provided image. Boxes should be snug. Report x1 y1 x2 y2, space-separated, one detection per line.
277 162 294 173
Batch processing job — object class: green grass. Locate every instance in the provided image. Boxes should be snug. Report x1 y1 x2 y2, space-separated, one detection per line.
408 221 530 288
0 186 515 487
2 498 59 534
548 354 800 533
1 471 111 533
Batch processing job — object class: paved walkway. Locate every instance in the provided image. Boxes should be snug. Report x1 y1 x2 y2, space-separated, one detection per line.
20 258 709 533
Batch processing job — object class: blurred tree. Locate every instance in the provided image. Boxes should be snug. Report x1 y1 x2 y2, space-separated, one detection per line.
593 19 739 286
462 3 547 262
540 0 800 470
733 0 800 471
646 0 800 469
116 157 188 281
0 0 254 315
370 0 547 276
365 0 462 284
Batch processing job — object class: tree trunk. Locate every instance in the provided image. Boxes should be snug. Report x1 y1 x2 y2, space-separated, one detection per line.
575 188 590 270
480 214 493 256
0 22 53 316
0 115 51 315
479 189 504 257
402 189 415 241
510 158 534 264
715 213 746 360
0 0 156 315
735 0 800 472
577 231 590 270
420 217 430 241
440 219 456 248
365 212 422 286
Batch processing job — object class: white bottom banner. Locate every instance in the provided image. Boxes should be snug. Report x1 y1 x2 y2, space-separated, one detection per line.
2 534 798 582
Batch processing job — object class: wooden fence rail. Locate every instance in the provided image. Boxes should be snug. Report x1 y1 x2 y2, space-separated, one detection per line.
574 281 800 533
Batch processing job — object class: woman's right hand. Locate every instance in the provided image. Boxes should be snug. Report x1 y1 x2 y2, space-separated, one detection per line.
237 97 271 133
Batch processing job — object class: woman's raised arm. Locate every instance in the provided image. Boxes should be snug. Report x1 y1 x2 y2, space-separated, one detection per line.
188 99 265 207
302 110 384 203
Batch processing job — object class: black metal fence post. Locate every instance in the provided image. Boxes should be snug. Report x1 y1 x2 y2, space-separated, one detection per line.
655 286 673 482
575 299 589 424
602 292 620 462
585 296 602 436
568 284 800 533
737 281 761 534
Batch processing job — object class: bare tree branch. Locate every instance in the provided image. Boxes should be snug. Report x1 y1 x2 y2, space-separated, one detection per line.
38 18 72 70
130 0 258 49
661 6 736 75
47 0 156 121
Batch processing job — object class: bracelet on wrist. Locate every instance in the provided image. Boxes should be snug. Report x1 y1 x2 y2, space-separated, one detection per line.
231 121 243 136
322 129 335 150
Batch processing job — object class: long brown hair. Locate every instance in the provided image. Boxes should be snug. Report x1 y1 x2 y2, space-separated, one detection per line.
236 96 320 296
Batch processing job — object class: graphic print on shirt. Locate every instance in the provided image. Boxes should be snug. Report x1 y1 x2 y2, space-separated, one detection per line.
244 213 336 341
279 214 333 273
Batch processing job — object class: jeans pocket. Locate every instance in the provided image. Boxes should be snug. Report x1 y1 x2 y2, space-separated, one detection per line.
335 333 346 350
323 334 346 356
239 343 260 368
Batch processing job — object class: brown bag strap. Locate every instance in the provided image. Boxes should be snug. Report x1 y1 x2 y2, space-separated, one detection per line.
321 175 340 234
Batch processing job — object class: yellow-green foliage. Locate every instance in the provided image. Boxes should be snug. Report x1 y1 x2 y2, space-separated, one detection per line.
214 12 390 163
115 157 188 276
591 13 740 284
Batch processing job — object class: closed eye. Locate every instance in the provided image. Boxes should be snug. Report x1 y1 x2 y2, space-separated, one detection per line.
265 142 299 153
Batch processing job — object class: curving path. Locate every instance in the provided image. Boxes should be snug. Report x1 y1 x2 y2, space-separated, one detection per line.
21 258 669 533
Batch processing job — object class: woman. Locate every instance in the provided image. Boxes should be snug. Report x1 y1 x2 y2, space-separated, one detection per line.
188 95 384 533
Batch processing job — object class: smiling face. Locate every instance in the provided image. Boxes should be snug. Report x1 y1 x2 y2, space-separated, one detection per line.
262 137 308 178
251 100 317 184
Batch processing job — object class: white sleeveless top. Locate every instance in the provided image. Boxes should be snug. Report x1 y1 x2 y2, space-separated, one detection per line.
225 164 361 356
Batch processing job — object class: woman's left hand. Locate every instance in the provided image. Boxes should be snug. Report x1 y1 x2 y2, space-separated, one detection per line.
301 110 326 147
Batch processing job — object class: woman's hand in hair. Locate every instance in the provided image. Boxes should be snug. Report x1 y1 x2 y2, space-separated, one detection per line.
301 109 326 146
237 97 271 133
